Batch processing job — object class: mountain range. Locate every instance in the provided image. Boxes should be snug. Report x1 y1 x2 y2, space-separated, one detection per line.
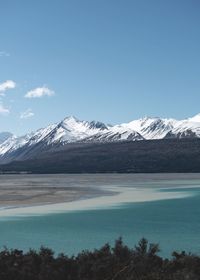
1 113 200 165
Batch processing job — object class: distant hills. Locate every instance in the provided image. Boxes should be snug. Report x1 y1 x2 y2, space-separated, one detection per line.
1 114 200 173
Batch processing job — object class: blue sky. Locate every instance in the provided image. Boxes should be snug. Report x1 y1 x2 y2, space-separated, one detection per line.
0 0 200 135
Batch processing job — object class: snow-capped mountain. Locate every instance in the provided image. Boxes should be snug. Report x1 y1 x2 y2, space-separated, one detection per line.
84 125 144 142
116 117 177 140
0 132 13 144
43 116 108 145
166 114 200 138
0 124 57 157
107 113 200 140
0 117 109 162
1 113 200 163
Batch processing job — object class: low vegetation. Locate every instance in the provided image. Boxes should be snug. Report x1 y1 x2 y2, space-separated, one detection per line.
0 238 199 279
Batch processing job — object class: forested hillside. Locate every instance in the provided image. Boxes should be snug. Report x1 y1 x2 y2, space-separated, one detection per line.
1 138 200 173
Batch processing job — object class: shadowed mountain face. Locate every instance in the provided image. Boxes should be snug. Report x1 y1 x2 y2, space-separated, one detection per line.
1 113 200 165
1 138 200 174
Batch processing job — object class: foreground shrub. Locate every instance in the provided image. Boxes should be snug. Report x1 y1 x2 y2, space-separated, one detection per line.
0 238 199 280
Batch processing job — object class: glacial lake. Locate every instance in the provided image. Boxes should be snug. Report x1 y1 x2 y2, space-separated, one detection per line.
0 174 200 257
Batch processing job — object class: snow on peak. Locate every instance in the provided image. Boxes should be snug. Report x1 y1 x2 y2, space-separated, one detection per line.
43 116 109 145
1 113 200 158
62 115 79 124
119 117 176 140
188 113 200 123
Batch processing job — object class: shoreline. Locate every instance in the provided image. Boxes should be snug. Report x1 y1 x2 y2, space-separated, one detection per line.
0 173 199 218
0 185 194 218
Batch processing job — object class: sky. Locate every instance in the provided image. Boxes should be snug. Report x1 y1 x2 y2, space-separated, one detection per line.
0 0 200 135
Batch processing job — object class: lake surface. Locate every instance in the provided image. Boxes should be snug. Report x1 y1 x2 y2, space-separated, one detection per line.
0 174 200 257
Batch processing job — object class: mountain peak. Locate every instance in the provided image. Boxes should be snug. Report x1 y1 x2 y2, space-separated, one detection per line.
188 113 200 122
62 115 79 122
88 121 108 130
2 113 200 162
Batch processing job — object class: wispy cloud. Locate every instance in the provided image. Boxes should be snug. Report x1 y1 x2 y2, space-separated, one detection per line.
25 86 55 98
0 80 16 96
20 108 34 119
0 104 10 115
0 51 10 57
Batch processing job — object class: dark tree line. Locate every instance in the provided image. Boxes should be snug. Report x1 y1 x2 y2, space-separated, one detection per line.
2 138 200 174
0 238 199 279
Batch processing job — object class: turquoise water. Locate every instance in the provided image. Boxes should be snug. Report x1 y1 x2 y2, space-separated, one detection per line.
0 185 200 257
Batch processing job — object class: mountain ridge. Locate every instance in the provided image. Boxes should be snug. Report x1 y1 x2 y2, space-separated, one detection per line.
1 113 200 163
